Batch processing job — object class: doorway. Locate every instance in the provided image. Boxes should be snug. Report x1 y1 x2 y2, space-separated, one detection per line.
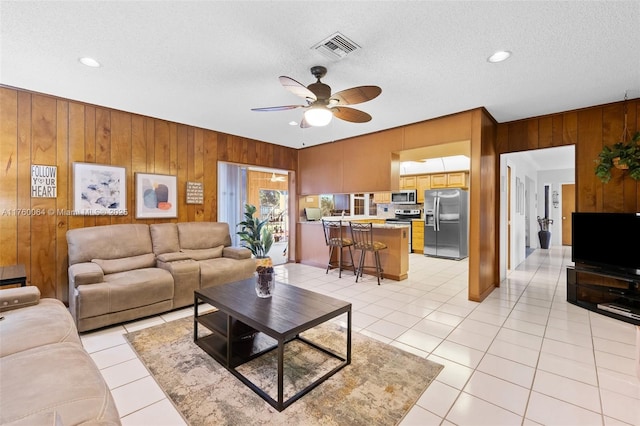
217 162 291 265
499 145 575 278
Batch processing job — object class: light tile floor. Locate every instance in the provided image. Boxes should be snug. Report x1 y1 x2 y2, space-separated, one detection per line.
81 246 640 425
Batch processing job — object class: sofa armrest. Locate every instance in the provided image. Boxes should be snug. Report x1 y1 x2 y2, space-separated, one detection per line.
222 246 252 260
0 286 40 312
157 252 192 263
68 262 104 287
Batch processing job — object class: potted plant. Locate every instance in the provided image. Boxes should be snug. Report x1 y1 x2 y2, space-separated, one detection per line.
537 216 553 249
595 131 640 183
237 203 274 268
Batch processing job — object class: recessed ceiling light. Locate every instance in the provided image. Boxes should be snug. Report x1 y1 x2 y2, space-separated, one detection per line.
487 50 511 63
79 57 101 67
289 121 298 126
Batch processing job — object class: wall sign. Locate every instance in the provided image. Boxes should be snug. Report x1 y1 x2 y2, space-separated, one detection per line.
31 165 57 198
186 181 203 204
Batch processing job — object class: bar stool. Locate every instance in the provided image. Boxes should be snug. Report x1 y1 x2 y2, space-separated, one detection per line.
321 219 355 278
349 222 387 285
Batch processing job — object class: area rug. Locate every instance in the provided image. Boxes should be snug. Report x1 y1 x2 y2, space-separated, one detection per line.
125 316 443 425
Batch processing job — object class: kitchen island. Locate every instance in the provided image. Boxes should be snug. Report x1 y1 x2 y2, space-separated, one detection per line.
297 217 410 281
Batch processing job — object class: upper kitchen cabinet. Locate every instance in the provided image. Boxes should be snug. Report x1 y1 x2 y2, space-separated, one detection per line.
298 142 343 195
342 128 403 193
417 175 431 202
298 128 402 195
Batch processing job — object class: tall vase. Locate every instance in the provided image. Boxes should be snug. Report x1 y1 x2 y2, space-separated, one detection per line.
256 272 275 298
538 230 551 249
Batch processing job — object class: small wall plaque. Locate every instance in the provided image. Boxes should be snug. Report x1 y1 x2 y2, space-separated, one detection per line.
186 181 204 204
31 164 57 198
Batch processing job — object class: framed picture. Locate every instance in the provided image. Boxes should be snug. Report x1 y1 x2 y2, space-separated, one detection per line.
73 162 127 215
135 173 178 218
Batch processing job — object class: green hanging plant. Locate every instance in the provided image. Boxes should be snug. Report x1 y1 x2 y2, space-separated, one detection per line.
595 131 640 183
236 203 273 259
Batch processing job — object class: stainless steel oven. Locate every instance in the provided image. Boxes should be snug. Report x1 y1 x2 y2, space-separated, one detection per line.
385 209 421 252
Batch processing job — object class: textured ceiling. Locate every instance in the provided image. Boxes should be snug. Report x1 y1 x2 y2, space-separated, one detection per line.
1 1 639 151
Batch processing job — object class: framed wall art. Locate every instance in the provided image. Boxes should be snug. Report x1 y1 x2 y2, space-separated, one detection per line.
135 173 178 218
73 162 127 215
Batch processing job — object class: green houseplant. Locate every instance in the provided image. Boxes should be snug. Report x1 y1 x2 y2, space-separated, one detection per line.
595 131 640 183
237 203 274 265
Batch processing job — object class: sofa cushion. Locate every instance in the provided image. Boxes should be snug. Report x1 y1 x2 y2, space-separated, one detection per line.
149 223 180 254
0 299 81 357
157 252 192 262
0 342 120 425
199 257 257 288
177 222 232 250
181 245 224 261
67 224 153 265
92 253 156 274
76 268 174 319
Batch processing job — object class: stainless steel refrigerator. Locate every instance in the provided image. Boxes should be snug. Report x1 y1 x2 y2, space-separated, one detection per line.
424 189 468 259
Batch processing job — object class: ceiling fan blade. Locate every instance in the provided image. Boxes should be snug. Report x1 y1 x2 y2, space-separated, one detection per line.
332 106 372 123
279 76 317 101
251 105 305 112
330 86 382 105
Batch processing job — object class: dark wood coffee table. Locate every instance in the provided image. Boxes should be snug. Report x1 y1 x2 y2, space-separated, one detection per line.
194 278 351 412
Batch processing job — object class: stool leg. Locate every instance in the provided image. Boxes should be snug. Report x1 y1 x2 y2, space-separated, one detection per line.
326 245 335 274
356 250 365 282
374 250 383 285
337 245 343 278
347 246 356 275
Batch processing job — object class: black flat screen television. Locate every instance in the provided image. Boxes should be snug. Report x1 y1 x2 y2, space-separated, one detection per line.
572 212 640 277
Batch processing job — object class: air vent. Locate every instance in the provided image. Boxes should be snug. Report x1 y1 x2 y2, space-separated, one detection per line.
311 32 360 60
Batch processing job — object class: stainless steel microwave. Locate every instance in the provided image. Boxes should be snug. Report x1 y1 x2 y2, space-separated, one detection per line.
391 189 417 204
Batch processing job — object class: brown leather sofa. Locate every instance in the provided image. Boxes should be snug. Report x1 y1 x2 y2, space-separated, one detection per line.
67 222 256 332
0 286 121 425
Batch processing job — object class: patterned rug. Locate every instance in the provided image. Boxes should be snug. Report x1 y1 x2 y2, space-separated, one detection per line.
125 316 443 425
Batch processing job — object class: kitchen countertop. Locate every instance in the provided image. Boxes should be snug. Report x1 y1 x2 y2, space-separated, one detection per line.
300 217 409 229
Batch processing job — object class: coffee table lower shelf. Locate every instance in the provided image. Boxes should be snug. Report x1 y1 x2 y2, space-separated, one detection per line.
194 305 350 411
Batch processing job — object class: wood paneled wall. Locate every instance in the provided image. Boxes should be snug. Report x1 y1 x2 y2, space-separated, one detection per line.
0 87 297 301
496 99 640 213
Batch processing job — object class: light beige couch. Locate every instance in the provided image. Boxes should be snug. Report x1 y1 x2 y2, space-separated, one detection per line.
67 222 256 332
0 286 120 425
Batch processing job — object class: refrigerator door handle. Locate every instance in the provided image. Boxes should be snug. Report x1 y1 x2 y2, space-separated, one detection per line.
435 196 440 231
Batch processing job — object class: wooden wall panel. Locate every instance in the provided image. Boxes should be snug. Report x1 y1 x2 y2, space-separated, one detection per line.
55 100 69 300
0 86 297 300
17 91 32 284
30 95 57 297
0 88 18 266
497 99 640 215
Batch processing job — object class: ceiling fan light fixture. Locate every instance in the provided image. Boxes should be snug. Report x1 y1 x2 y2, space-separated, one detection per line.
304 106 333 127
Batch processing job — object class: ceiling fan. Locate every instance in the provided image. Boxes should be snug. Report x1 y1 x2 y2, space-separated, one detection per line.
251 66 381 128
257 172 287 182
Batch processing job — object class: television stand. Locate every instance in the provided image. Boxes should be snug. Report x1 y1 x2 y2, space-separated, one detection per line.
567 265 640 326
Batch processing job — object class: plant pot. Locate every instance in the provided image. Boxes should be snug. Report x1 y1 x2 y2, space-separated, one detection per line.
538 230 551 249
256 272 275 298
613 157 629 170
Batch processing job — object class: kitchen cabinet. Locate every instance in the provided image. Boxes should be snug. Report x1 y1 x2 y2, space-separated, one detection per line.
447 172 468 188
373 192 391 204
416 175 430 203
430 174 447 188
400 176 417 190
412 220 424 254
426 172 468 189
